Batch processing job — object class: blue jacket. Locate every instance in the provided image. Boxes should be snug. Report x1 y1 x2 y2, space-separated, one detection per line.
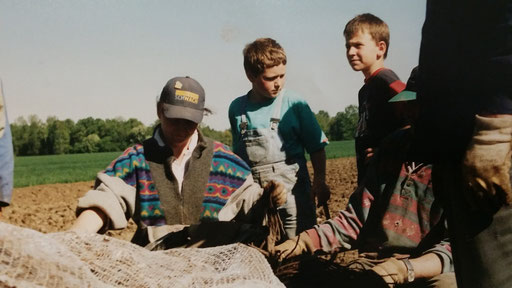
0 82 13 206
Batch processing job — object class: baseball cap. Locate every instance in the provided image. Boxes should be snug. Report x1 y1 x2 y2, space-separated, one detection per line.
389 66 418 103
159 76 205 123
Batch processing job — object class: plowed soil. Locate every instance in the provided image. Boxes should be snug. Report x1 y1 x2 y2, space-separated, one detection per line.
1 157 358 243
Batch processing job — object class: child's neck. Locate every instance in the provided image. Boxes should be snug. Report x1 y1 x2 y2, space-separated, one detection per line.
248 89 272 103
169 136 193 161
362 61 385 79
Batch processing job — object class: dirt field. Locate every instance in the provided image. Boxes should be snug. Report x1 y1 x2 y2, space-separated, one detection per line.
1 157 358 243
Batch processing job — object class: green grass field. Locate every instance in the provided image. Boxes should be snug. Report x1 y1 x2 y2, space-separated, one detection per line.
324 140 355 159
14 151 121 188
13 140 355 188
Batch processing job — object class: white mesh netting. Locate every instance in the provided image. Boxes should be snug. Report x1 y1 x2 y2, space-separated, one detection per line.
0 222 284 288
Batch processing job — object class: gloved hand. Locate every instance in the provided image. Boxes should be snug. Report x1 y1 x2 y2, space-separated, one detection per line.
463 114 512 208
371 258 408 287
272 231 314 261
264 181 288 208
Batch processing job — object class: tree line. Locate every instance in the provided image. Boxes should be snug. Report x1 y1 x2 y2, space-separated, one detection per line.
11 116 154 156
314 105 358 141
10 105 357 156
10 115 233 156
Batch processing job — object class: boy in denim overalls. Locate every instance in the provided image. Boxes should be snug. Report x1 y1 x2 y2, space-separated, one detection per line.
229 38 330 239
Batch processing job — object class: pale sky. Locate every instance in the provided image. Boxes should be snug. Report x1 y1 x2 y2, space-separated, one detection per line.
0 0 425 131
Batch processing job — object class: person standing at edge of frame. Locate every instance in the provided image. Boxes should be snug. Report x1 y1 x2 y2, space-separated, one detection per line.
416 0 512 287
0 79 14 219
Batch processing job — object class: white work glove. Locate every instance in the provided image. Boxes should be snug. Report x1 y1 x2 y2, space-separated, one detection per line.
463 114 512 209
272 231 314 261
264 181 287 208
371 258 408 287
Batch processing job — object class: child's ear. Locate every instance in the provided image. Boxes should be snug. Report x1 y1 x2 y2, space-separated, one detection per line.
377 41 387 58
156 102 164 120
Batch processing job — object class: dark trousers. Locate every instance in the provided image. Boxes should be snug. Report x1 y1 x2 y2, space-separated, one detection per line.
433 161 512 287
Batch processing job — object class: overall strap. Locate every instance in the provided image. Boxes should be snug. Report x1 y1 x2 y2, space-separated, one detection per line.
239 90 285 133
270 90 284 131
239 96 249 135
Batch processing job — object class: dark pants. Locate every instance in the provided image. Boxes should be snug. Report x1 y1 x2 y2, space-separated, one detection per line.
418 0 512 286
434 162 512 287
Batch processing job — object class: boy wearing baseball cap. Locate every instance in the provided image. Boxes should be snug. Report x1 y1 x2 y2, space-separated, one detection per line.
70 76 287 246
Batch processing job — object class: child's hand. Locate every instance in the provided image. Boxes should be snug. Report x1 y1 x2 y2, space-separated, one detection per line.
312 181 331 207
364 147 375 163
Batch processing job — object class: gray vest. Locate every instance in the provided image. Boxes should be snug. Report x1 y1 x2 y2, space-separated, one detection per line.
131 131 213 246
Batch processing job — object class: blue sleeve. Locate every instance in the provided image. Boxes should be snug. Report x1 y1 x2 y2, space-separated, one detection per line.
0 102 13 206
228 98 243 153
294 100 328 154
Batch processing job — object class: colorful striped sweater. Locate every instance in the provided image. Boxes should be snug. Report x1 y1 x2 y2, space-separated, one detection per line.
103 141 251 227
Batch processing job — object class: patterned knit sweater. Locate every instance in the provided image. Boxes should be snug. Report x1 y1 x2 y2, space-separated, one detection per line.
103 140 251 227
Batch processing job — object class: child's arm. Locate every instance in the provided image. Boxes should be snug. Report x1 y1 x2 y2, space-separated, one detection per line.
273 185 371 258
371 253 444 286
310 148 330 206
69 207 107 233
73 172 137 233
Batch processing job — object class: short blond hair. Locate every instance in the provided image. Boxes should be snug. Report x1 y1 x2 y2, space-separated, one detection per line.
243 38 287 76
344 13 390 58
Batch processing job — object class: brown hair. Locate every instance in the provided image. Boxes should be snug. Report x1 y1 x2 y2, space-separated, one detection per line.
344 13 390 58
243 38 287 77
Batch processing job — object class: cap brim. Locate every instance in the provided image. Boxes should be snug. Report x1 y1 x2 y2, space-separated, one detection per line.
388 90 417 103
162 103 203 123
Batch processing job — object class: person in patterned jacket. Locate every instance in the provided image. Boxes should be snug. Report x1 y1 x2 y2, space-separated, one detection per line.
70 76 286 247
273 79 456 288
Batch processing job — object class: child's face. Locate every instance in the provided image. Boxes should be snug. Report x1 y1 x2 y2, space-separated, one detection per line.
248 63 286 101
345 29 385 76
157 104 198 147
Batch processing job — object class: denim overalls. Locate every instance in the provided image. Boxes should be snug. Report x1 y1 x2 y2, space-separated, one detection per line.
238 91 316 238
